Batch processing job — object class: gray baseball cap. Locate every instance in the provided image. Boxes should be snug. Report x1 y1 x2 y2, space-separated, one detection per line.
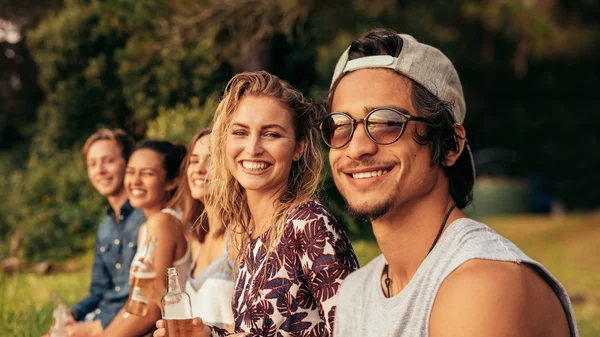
330 33 475 181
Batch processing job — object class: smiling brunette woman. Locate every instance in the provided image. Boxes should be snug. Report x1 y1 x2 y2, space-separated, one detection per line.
154 71 358 337
99 140 191 337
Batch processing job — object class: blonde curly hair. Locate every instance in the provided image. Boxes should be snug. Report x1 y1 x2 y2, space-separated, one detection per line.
206 71 323 267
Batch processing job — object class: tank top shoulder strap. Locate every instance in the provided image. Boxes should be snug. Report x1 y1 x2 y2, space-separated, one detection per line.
160 207 183 221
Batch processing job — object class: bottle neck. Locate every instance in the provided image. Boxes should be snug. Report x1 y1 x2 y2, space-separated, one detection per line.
144 237 158 263
166 273 182 293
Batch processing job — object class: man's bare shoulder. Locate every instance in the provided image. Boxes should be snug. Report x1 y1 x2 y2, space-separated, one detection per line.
429 258 570 337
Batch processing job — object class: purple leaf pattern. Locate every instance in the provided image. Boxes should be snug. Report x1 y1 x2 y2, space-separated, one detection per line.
210 201 358 337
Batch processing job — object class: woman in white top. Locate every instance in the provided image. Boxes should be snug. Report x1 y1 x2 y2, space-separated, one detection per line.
99 140 191 337
169 128 235 330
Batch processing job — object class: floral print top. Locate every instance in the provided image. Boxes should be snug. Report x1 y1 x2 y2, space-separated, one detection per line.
210 200 358 337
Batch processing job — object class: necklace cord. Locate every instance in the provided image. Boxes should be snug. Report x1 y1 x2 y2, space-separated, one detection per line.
384 202 457 298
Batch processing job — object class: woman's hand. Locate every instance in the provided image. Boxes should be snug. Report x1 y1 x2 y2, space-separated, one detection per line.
153 318 211 337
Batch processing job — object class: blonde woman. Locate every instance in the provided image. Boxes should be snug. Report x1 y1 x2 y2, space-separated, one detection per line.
154 71 358 337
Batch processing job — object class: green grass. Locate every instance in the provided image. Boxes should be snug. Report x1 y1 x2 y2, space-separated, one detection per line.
485 213 600 336
2 213 599 336
0 253 91 336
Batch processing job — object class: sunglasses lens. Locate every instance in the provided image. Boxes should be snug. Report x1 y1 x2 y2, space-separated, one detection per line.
322 114 353 148
367 109 407 144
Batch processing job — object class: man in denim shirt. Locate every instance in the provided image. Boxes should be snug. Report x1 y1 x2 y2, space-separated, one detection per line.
68 129 145 336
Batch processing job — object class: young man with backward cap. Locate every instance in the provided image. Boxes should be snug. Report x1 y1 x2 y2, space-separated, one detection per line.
321 28 578 337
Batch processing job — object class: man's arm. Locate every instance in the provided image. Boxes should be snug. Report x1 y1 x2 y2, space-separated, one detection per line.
429 259 570 337
71 235 112 321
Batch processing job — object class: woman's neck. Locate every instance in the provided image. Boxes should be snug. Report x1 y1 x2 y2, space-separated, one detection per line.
246 189 281 238
206 208 224 235
142 203 163 219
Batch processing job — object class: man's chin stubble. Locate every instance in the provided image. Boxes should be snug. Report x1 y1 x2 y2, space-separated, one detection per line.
345 197 394 222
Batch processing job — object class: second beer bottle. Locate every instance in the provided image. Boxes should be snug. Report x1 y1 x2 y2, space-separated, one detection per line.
125 236 158 316
161 267 193 337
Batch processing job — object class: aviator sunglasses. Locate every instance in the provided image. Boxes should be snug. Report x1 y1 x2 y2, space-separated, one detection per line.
320 107 429 149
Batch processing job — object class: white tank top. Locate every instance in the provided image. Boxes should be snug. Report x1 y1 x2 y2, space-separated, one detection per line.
184 238 234 329
131 208 192 286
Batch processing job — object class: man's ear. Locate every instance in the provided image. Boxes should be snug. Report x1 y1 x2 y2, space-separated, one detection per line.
293 138 307 162
444 124 466 167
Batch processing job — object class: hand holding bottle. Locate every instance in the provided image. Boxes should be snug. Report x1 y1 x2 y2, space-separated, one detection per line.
159 267 196 337
153 317 210 337
125 236 158 317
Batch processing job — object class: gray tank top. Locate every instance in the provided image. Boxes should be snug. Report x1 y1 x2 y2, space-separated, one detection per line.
334 218 578 337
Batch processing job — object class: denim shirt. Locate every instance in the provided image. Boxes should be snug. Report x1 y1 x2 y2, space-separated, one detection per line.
71 200 145 328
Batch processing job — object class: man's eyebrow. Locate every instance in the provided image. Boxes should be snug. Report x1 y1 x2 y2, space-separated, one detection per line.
364 105 410 114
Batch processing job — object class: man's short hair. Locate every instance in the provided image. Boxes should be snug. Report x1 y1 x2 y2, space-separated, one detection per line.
327 28 474 209
82 128 136 162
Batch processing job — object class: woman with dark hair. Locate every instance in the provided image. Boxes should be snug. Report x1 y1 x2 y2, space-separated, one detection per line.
97 140 192 337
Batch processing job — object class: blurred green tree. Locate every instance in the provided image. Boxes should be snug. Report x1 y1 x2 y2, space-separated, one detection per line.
145 95 218 143
1 0 598 261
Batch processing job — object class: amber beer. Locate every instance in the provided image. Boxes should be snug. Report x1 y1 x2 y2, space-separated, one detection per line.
125 236 158 316
161 268 193 337
125 271 156 316
164 318 194 337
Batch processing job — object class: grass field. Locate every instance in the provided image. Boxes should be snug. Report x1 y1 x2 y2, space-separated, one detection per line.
1 213 599 336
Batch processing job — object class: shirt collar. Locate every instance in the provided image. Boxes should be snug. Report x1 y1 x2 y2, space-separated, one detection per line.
105 199 134 221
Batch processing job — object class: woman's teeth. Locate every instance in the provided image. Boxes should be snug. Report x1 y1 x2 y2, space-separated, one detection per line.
192 179 206 187
242 161 269 171
130 189 146 197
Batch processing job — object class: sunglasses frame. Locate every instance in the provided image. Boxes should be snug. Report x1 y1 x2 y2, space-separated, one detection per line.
320 107 429 149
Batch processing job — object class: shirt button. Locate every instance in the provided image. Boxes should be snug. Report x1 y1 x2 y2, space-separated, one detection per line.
99 247 106 253
116 263 122 269
95 309 101 314
119 215 124 221
128 242 134 248
114 239 120 245
115 286 121 292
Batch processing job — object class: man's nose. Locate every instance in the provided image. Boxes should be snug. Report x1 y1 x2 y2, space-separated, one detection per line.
344 123 378 160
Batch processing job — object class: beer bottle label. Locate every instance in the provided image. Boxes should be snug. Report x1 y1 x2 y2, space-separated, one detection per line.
131 286 149 303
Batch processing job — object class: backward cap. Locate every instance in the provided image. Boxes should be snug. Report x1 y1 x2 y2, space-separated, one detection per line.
330 33 466 123
330 32 475 183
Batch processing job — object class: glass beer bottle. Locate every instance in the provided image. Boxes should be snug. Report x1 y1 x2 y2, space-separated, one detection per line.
125 236 158 316
49 292 69 337
161 267 193 337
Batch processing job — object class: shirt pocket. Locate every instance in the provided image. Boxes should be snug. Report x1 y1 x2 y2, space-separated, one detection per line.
98 239 119 267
